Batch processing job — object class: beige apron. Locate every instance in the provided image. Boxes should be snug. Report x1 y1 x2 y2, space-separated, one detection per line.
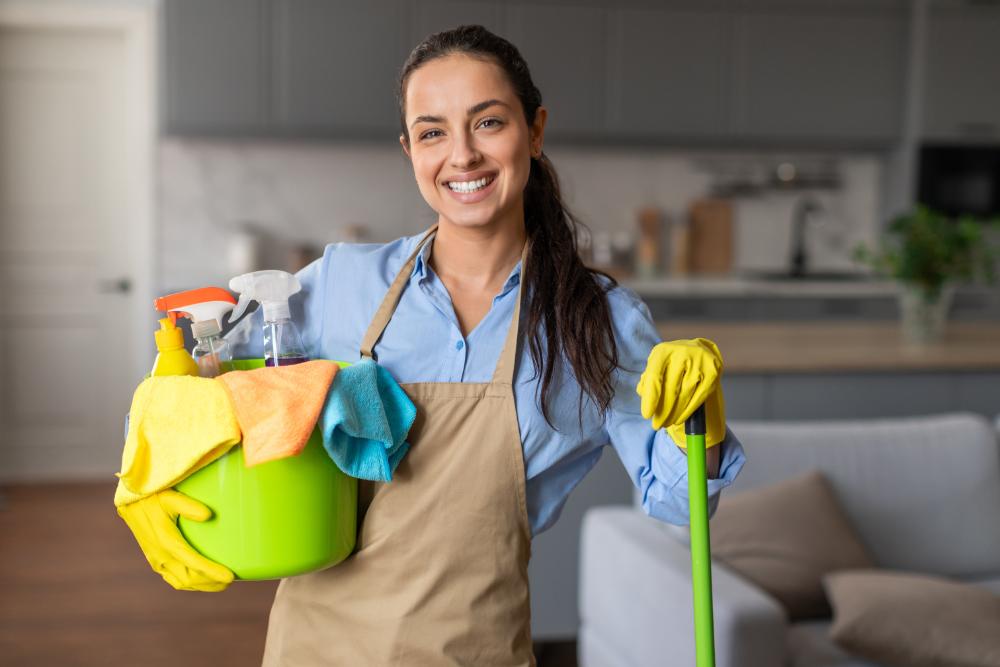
262 226 535 666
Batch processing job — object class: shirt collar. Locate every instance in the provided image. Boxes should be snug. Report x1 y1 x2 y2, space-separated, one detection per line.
410 231 522 292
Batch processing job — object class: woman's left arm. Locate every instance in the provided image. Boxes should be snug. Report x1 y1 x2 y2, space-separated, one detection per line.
602 287 747 525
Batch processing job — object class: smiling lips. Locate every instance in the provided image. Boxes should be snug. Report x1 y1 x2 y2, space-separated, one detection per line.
444 170 496 190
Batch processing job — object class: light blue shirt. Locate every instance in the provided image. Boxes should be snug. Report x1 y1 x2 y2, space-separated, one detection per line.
228 230 746 536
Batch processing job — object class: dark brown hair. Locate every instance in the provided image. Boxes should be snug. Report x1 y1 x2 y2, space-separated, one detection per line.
397 25 619 426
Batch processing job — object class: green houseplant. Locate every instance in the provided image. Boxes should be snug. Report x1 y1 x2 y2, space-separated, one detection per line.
854 206 1000 344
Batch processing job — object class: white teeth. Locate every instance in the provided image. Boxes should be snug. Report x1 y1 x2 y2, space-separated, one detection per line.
447 176 493 193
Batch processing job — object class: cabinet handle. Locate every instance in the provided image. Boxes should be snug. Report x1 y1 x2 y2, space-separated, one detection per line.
97 277 132 294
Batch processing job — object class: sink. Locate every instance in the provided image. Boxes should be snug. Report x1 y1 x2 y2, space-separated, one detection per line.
741 270 870 282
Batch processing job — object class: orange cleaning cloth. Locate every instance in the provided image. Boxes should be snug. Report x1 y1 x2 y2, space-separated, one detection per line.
216 360 339 467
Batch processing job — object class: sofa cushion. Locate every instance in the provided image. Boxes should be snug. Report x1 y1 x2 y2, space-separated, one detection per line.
728 413 1000 578
710 470 874 620
824 569 1000 667
787 621 881 667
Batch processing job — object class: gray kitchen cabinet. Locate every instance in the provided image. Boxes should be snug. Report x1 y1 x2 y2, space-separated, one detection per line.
732 8 908 143
409 1 506 47
724 370 999 421
922 5 1000 143
503 3 608 140
769 373 956 420
162 0 270 134
722 375 769 420
272 0 410 136
607 6 732 140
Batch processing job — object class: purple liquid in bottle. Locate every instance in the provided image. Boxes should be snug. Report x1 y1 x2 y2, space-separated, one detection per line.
265 356 309 367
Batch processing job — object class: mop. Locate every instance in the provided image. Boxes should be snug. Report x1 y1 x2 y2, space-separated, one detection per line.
686 404 716 667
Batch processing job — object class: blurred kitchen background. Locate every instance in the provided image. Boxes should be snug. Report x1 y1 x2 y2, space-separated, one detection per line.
2 0 999 665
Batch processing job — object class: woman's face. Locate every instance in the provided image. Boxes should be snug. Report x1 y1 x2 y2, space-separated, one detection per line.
401 53 546 232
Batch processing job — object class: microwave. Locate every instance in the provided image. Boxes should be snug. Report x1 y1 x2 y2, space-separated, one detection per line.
917 144 1000 218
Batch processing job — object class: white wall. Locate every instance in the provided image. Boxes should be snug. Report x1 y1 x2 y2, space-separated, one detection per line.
158 137 884 290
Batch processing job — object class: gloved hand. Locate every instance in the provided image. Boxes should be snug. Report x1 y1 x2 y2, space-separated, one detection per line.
636 338 727 448
117 489 234 592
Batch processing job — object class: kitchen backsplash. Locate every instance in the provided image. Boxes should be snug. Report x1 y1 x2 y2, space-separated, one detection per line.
158 138 882 290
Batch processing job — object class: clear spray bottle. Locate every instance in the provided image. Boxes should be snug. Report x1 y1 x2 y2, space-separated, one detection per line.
228 270 309 367
190 317 233 378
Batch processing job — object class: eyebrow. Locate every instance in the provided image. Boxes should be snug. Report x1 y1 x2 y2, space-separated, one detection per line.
410 99 511 129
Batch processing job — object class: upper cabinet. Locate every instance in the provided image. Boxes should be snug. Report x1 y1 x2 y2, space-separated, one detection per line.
732 8 908 143
272 0 409 136
922 4 1000 143
503 4 608 140
607 6 731 141
163 0 270 135
161 0 916 146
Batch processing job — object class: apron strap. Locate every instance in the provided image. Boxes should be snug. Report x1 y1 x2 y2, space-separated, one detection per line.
491 240 528 386
359 224 528 388
360 224 438 360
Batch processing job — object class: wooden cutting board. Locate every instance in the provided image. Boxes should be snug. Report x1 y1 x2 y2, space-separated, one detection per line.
688 198 733 274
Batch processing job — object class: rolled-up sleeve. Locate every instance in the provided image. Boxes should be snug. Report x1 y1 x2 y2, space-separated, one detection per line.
602 286 746 525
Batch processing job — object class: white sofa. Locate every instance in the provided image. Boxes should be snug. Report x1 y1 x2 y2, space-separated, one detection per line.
579 412 1000 667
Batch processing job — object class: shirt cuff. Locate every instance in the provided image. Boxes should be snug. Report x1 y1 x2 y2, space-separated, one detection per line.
643 426 747 525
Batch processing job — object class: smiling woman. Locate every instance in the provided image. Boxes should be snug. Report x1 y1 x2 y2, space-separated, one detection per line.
397 28 617 425
254 24 745 667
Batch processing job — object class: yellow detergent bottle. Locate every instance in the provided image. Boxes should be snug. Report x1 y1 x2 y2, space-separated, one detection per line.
151 318 199 377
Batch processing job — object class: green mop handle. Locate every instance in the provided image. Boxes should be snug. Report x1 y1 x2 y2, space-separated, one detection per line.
686 404 716 667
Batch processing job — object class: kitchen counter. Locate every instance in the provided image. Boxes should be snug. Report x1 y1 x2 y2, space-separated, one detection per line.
627 276 900 298
654 321 1000 373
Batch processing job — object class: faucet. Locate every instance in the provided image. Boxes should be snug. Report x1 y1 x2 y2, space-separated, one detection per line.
789 197 822 278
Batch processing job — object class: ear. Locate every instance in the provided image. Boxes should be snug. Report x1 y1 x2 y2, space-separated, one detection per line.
530 106 548 157
399 134 411 159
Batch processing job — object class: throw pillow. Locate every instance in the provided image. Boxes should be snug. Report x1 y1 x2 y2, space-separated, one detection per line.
824 569 1000 667
709 469 874 620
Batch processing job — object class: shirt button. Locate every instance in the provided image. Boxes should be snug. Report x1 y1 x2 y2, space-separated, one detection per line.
455 340 464 350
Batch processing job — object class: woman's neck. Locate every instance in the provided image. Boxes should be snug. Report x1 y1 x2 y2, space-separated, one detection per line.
429 217 527 292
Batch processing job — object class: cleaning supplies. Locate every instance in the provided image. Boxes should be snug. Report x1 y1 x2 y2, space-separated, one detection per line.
229 270 309 367
154 287 238 378
685 405 716 667
117 489 235 592
191 320 233 378
175 358 358 581
113 375 242 505
320 358 417 482
151 318 198 377
216 360 342 467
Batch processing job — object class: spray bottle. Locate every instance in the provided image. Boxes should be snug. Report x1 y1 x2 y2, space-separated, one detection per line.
229 270 309 367
155 287 239 378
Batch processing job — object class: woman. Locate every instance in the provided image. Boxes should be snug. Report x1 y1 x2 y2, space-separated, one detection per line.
247 25 747 665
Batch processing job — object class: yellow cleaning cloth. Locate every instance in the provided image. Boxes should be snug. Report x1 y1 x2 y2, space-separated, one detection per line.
114 376 242 506
216 360 339 467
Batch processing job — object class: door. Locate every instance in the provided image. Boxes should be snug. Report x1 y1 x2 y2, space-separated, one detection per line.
0 25 141 479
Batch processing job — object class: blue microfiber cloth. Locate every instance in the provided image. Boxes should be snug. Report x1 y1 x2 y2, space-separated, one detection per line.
320 358 417 481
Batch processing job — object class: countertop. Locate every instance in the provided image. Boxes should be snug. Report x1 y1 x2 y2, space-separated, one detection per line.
627 276 900 298
654 321 1000 373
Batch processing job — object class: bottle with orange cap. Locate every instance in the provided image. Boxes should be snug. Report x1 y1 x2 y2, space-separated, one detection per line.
151 287 237 377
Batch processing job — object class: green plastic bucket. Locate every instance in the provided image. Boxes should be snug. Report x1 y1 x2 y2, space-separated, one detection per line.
175 358 357 581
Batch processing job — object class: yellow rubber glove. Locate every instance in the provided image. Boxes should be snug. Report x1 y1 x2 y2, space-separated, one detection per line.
636 338 727 448
117 489 234 592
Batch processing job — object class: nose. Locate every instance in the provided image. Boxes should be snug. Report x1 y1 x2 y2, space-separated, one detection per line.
449 129 481 169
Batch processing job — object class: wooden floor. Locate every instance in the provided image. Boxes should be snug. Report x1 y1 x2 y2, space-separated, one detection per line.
0 483 577 666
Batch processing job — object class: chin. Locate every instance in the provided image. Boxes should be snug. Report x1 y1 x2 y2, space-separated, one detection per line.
440 214 497 229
